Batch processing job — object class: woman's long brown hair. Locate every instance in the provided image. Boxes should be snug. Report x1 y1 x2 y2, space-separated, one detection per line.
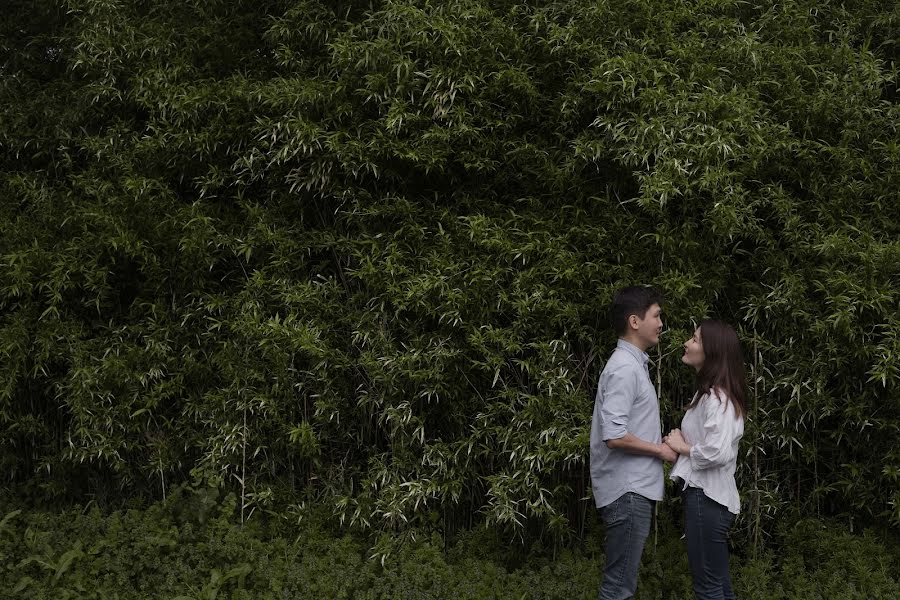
687 319 748 418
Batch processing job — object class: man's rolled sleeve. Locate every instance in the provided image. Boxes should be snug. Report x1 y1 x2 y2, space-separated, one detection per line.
599 367 635 441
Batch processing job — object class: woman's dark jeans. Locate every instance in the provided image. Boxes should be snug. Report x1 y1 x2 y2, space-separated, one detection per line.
683 487 736 600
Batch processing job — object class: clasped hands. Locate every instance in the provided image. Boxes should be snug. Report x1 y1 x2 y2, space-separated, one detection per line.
662 428 690 458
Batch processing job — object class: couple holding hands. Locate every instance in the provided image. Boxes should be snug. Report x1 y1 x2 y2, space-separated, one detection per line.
590 286 747 600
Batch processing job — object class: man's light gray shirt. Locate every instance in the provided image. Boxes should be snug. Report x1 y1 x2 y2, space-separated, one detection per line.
590 339 664 508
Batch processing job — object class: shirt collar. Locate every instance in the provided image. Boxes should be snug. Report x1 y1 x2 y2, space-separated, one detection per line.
617 339 650 367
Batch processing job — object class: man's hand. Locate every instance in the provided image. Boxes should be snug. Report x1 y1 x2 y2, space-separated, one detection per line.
665 428 690 456
658 442 678 463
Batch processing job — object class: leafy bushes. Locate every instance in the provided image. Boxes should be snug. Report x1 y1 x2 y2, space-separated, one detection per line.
1 500 898 599
1 0 899 548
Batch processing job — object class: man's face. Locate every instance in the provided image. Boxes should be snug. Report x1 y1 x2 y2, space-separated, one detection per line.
632 303 663 349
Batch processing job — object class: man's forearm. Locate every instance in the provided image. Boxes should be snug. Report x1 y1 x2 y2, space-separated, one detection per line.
606 432 668 459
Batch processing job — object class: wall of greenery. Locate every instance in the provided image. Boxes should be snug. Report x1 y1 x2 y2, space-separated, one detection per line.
2 0 899 549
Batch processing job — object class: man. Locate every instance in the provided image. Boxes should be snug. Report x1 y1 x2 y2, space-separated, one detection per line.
590 285 677 600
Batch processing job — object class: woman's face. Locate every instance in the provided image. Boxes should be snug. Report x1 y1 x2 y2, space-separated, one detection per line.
682 327 705 371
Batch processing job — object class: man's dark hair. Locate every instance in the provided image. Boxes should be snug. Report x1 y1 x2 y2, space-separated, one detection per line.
609 286 664 336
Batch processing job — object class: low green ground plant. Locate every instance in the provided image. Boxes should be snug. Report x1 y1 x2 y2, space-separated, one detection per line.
1 494 897 599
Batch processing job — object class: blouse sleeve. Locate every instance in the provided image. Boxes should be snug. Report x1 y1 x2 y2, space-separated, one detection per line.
688 391 740 470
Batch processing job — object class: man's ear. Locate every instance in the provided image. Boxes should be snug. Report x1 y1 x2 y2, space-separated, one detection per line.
628 314 640 331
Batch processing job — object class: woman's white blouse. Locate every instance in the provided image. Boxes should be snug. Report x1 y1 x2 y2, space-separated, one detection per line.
669 389 744 514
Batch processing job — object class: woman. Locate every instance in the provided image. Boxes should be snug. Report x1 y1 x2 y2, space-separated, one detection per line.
665 319 747 600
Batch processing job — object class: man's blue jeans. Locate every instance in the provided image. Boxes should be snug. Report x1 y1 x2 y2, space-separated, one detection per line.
598 492 653 600
683 487 736 600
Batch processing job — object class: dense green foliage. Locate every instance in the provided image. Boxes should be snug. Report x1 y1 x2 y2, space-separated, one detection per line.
1 500 898 599
2 0 899 549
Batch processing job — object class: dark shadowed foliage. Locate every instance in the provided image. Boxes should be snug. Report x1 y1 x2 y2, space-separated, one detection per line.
1 0 899 553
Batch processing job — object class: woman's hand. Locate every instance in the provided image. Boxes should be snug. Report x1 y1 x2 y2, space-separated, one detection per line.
665 428 692 456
